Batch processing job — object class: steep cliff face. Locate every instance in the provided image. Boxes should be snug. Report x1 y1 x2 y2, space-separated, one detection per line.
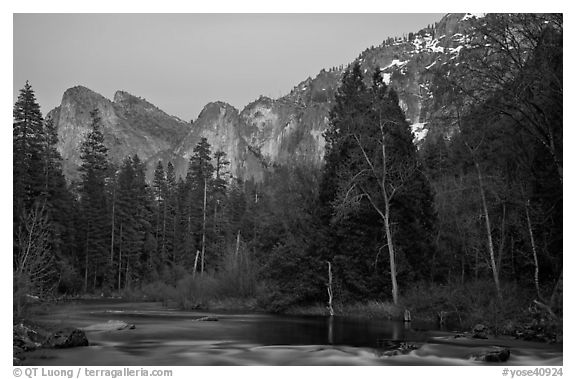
50 13 490 182
112 90 190 147
48 86 124 180
48 86 192 180
175 101 265 182
237 68 341 167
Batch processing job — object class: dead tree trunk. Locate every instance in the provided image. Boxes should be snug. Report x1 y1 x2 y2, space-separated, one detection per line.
161 198 167 262
472 155 503 303
524 198 542 300
326 261 335 316
117 223 123 290
379 130 399 306
201 178 207 276
497 202 506 273
383 204 399 306
84 230 90 293
193 250 200 279
235 230 241 263
92 263 97 291
110 186 116 265
125 257 130 290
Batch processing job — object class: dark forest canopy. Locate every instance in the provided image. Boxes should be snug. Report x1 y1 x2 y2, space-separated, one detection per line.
14 14 562 333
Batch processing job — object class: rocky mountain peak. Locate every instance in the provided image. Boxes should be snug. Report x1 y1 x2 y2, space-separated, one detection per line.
113 90 137 103
62 85 106 102
50 13 503 183
196 101 239 123
59 85 115 119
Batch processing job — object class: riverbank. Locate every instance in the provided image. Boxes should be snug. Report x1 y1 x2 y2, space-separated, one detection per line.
18 278 561 350
287 281 562 344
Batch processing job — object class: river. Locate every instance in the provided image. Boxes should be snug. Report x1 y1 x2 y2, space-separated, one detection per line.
22 300 562 366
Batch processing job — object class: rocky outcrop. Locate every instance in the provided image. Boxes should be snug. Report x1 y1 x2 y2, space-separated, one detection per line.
13 321 90 364
13 323 44 352
44 328 89 348
469 346 511 362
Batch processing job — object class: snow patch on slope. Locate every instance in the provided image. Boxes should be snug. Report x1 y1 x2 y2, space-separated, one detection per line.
385 59 408 69
425 61 437 70
382 73 391 84
461 13 485 21
411 122 429 142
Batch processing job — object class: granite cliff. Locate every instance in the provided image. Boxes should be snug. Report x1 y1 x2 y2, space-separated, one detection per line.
49 13 490 181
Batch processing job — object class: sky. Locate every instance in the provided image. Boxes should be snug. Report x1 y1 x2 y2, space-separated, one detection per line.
13 13 443 121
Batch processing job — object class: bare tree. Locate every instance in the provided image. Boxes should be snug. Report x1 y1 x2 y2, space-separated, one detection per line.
334 114 416 306
14 203 56 316
449 14 563 181
465 140 503 303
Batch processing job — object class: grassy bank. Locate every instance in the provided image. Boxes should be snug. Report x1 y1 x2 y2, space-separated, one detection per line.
36 275 560 343
118 272 260 312
286 280 562 342
287 301 404 320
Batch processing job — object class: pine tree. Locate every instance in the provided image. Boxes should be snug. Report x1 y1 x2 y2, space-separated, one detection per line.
187 138 214 274
318 63 380 300
211 151 230 268
114 155 154 289
320 62 369 211
13 81 67 303
13 82 82 295
152 161 168 266
174 177 193 267
42 116 81 289
79 108 110 292
115 156 135 289
13 81 46 211
165 162 177 263
131 155 154 282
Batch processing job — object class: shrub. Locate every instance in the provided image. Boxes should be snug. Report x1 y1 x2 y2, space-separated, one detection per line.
141 281 177 306
401 280 538 331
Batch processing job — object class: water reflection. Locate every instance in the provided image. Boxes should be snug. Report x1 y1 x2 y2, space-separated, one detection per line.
328 316 333 345
22 301 563 366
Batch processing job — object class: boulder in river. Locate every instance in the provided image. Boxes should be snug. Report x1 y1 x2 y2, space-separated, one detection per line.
82 320 136 331
469 346 511 362
375 340 419 357
195 316 219 322
44 328 89 348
